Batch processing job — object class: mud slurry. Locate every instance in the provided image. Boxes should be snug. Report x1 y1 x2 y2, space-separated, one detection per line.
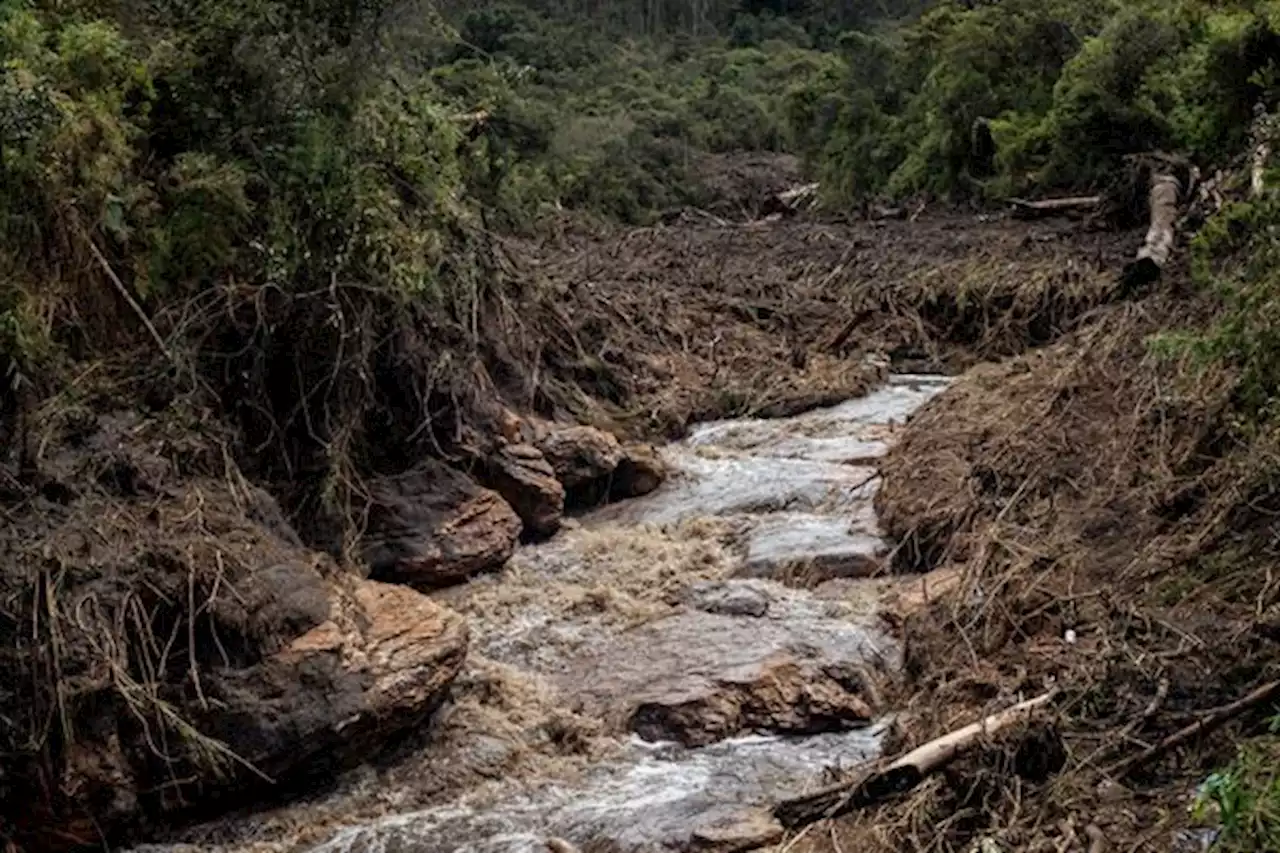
149 377 948 853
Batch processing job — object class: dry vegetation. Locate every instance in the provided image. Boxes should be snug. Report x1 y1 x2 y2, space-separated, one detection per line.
775 287 1280 851
513 212 1137 439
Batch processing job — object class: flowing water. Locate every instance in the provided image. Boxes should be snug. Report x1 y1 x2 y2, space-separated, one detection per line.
141 375 950 853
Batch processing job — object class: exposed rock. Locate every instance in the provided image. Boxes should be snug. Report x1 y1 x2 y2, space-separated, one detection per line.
199 579 468 786
480 444 565 539
739 512 886 587
1 412 470 850
613 442 667 499
536 425 625 489
530 424 668 509
684 580 772 617
559 610 883 747
690 808 785 852
363 459 522 587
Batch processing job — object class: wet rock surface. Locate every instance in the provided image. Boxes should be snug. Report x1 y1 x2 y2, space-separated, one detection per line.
684 579 773 617
127 377 948 853
480 444 566 539
560 607 885 746
201 579 468 785
613 441 667 498
362 460 523 587
740 510 885 585
536 424 625 491
304 730 887 853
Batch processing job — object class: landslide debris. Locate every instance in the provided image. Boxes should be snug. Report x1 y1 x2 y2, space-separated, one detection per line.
0 409 468 850
791 292 1280 853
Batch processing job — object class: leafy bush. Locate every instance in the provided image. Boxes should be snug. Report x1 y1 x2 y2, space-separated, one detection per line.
804 0 1280 202
1179 198 1280 421
1193 732 1280 852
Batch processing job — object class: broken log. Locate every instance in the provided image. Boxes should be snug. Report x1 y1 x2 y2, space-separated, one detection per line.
869 204 907 221
1120 170 1182 290
774 691 1056 829
1008 196 1102 220
761 183 820 218
826 311 873 354
1253 139 1271 197
1106 679 1280 779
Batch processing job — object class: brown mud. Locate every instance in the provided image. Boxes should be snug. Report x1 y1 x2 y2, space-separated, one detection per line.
1 183 1151 853
511 210 1137 438
787 291 1280 852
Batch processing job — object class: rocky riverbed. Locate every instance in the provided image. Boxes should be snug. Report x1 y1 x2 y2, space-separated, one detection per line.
138 375 950 853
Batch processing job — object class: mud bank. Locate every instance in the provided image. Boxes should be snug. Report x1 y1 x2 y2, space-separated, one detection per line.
130 376 949 853
0 210 1140 853
790 296 1280 853
512 213 1137 437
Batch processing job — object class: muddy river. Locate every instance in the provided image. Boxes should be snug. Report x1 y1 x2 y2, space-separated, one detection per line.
141 375 950 853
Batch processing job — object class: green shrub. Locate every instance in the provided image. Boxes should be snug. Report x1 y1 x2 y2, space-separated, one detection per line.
1178 198 1280 421
1193 732 1280 852
805 0 1280 202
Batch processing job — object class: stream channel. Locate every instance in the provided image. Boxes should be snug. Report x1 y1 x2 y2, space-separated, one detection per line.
156 374 951 853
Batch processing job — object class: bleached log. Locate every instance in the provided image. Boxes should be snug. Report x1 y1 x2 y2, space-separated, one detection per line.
1008 196 1102 219
774 692 1056 829
1121 171 1182 289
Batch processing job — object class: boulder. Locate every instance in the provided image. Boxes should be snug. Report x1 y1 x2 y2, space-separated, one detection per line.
531 423 666 507
613 442 666 499
535 425 625 492
559 610 881 747
684 580 772 618
480 444 565 539
1 411 471 850
199 579 468 785
362 460 522 587
690 809 785 853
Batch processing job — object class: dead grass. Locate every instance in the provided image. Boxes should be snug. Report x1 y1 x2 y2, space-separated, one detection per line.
508 213 1137 439
0 406 339 850
782 294 1280 853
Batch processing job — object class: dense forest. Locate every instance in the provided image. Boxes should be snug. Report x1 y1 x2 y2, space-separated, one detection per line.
4 0 1280 467
7 0 1280 850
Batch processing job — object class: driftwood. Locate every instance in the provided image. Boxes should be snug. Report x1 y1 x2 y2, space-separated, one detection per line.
774 692 1056 829
762 183 820 218
869 204 907 221
1008 196 1102 220
1253 141 1270 197
1121 169 1182 290
826 310 873 354
1107 679 1280 779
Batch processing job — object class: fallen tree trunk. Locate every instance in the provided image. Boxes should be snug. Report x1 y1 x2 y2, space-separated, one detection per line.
1121 170 1182 290
1106 679 1280 779
774 691 1056 829
1008 196 1101 219
761 183 820 218
826 310 873 354
1254 139 1271 197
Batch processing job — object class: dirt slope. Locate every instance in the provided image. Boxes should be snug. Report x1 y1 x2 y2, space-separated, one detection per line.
513 211 1138 438
0 203 1146 852
791 289 1280 852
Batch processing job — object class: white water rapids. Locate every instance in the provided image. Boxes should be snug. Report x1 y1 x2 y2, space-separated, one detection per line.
135 375 951 853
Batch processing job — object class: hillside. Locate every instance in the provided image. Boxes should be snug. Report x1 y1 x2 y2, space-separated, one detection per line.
3 0 1280 851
